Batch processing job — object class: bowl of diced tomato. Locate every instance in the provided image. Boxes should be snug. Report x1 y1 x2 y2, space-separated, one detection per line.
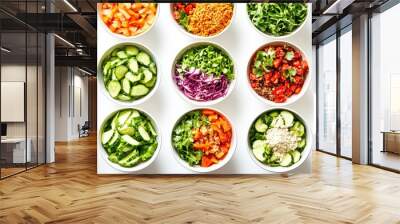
247 41 311 106
98 3 159 38
171 108 236 173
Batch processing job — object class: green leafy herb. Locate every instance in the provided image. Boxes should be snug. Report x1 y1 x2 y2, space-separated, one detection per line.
178 11 189 28
285 51 294 61
252 48 276 77
247 3 307 36
172 111 206 166
179 45 235 81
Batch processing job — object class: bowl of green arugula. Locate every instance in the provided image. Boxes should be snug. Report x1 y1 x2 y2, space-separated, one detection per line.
247 3 308 38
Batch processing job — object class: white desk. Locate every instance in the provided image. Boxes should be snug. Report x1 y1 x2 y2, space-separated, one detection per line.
1 138 31 163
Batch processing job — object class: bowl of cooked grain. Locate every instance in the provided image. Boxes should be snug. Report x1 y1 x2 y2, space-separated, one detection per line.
170 3 235 39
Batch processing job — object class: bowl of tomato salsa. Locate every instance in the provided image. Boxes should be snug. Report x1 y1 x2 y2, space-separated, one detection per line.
247 41 310 106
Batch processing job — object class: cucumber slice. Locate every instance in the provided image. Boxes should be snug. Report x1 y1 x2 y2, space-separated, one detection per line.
111 112 119 130
110 58 120 67
125 72 141 83
279 153 293 167
290 121 305 137
118 110 132 126
280 111 294 127
117 94 132 101
130 110 141 118
147 122 157 136
130 85 149 97
103 61 111 76
270 116 284 128
137 52 151 66
111 49 119 57
118 125 135 136
138 126 150 141
108 131 120 146
122 78 131 95
111 72 117 81
149 62 157 74
144 77 157 88
118 150 139 167
253 146 266 162
128 58 139 74
115 65 128 80
115 59 128 67
125 46 139 56
142 68 153 83
291 150 301 163
101 129 114 145
122 156 141 167
116 51 128 59
252 140 266 149
255 118 268 132
121 135 140 146
107 80 121 98
297 138 306 149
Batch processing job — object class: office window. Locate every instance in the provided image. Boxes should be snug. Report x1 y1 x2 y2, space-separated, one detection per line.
0 0 47 179
340 28 352 158
370 3 400 171
317 36 337 154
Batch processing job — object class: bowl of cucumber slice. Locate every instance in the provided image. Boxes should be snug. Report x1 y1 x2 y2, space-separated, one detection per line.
247 108 311 173
100 108 161 172
99 42 159 105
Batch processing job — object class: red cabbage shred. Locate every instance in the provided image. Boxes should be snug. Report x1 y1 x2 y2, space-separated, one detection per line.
175 65 229 102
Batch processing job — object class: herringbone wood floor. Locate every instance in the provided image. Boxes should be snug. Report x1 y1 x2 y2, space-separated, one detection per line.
1 135 400 224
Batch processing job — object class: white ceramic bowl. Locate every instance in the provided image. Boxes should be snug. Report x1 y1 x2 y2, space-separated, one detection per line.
99 108 161 172
245 3 308 39
247 108 312 173
97 3 160 39
170 108 236 173
246 41 311 107
171 41 236 106
169 3 236 39
98 42 160 106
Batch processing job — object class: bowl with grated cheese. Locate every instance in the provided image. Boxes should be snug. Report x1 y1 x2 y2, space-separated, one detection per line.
247 108 312 173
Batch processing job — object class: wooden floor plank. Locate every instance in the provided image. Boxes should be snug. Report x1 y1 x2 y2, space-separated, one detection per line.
1 135 400 224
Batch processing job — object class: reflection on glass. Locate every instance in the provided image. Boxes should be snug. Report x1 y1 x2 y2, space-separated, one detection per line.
1 31 27 177
318 37 337 154
371 3 400 171
340 29 352 158
27 32 38 169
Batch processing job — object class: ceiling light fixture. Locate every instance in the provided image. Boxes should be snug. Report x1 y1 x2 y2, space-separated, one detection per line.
54 34 75 48
322 0 354 15
63 0 78 12
77 67 93 76
1 47 11 53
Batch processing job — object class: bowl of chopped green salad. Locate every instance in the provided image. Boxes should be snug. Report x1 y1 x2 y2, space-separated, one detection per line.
100 108 161 172
99 42 159 105
171 42 236 106
247 3 308 38
171 108 236 173
247 108 311 173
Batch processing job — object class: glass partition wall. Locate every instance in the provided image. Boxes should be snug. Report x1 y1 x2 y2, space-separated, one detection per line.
316 26 353 159
370 3 400 172
0 1 46 179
